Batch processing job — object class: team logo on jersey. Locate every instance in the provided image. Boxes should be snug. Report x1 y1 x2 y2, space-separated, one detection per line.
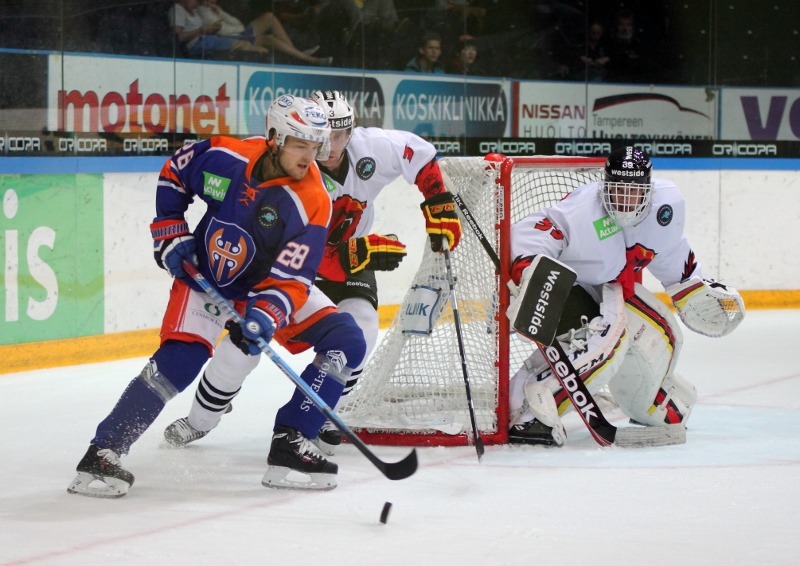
202 172 231 201
355 157 376 180
593 215 621 240
657 204 673 226
327 195 367 249
205 218 255 286
257 205 279 228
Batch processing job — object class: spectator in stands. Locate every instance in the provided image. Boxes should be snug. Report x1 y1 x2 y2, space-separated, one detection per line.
170 0 226 58
405 32 445 73
606 8 654 83
557 21 609 82
272 0 359 61
445 34 486 76
197 0 332 65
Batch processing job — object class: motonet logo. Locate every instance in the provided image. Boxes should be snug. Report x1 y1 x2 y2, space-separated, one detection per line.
57 80 232 134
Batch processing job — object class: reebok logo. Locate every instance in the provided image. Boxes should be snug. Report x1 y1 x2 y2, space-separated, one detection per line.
203 172 231 201
544 345 598 421
593 216 620 240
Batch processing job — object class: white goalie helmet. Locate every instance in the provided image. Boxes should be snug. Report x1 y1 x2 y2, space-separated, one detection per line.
601 146 654 227
266 94 331 159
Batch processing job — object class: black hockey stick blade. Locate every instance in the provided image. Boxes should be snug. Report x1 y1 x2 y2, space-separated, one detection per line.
182 261 419 480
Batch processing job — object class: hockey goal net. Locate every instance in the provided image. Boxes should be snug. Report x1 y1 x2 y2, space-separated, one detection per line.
337 154 606 446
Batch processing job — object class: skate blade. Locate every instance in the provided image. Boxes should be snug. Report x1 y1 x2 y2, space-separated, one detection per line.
67 472 130 499
311 437 338 456
261 466 337 491
614 422 686 448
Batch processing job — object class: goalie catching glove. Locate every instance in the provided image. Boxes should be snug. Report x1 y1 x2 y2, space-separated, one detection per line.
666 277 745 337
420 192 462 252
339 234 407 274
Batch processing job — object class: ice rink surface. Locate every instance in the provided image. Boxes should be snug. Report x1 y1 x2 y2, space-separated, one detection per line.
1 310 798 566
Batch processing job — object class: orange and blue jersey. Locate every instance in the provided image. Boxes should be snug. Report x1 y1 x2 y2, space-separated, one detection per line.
154 136 332 329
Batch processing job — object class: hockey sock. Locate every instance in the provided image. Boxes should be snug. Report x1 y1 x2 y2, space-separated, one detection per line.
92 341 209 455
274 313 366 438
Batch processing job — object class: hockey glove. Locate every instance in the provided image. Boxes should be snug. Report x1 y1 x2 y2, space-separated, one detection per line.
339 234 407 274
151 218 203 292
420 192 462 252
666 277 745 338
232 304 277 356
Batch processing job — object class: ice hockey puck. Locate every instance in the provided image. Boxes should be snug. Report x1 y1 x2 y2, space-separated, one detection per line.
380 501 392 524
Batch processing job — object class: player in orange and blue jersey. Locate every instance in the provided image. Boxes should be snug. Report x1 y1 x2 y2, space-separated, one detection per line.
68 95 365 497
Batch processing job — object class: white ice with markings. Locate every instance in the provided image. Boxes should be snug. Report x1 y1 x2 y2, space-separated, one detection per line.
1 310 798 565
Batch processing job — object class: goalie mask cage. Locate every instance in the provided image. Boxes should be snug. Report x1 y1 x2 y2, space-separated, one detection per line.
337 154 606 446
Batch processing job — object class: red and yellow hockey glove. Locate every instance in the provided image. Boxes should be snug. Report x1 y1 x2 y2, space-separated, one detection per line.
339 234 407 274
420 192 462 252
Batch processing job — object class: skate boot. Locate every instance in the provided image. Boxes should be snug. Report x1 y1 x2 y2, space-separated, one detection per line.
164 417 208 447
262 426 338 491
67 444 135 498
508 419 565 447
312 419 342 456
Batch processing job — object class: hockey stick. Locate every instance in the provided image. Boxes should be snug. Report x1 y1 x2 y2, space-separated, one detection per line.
448 191 685 448
441 238 485 461
182 261 418 480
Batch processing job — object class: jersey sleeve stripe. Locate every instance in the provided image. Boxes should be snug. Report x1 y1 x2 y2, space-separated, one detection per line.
281 186 310 226
269 266 313 287
157 179 187 193
207 145 250 163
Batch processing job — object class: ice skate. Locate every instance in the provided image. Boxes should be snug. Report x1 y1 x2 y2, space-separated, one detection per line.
508 419 565 447
311 419 342 456
262 426 338 491
67 444 135 499
164 417 208 447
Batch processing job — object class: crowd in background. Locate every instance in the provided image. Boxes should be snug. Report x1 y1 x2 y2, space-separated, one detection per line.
0 0 798 87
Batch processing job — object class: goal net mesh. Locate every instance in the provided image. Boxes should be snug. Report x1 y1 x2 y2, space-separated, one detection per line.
337 155 605 445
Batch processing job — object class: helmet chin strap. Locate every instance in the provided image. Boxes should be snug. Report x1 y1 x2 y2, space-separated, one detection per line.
265 142 288 179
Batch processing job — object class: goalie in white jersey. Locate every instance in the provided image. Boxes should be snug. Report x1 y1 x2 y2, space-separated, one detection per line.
163 90 462 457
507 146 745 446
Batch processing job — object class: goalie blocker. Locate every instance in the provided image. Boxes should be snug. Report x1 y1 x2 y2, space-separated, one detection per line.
506 255 577 346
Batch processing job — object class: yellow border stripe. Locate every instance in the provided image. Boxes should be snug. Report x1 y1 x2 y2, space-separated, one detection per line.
2 291 798 375
1 329 161 375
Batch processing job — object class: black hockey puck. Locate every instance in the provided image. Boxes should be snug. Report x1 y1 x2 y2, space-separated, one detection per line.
380 501 392 524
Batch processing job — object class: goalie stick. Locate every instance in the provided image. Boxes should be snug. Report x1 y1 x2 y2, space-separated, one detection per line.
446 183 685 448
182 260 418 480
441 238 485 461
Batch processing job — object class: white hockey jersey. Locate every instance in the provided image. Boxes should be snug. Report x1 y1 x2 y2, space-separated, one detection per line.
317 127 437 281
511 178 702 299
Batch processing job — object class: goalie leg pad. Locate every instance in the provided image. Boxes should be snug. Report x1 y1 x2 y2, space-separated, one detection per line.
509 284 629 417
609 284 696 426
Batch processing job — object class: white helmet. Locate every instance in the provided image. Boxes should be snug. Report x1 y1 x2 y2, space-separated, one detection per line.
310 90 354 131
266 94 331 159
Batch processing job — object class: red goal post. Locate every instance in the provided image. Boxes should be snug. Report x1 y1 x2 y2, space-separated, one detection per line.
337 154 607 446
